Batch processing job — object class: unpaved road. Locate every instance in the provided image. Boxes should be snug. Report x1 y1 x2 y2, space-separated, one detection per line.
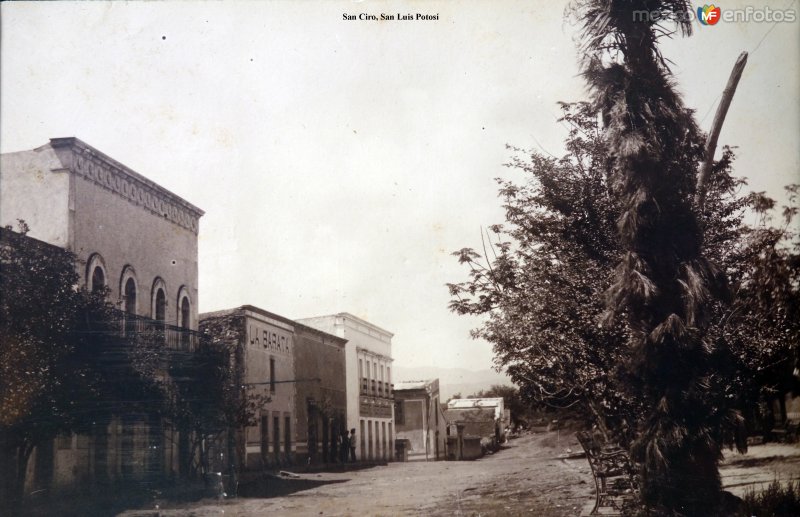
119 432 800 517
123 431 593 516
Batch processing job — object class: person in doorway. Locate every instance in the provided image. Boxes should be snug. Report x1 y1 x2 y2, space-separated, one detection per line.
349 428 357 462
340 430 349 463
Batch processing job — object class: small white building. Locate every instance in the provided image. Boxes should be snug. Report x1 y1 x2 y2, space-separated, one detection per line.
446 398 509 444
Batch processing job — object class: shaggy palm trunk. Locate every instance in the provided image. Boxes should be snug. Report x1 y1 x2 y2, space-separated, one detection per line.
576 1 729 514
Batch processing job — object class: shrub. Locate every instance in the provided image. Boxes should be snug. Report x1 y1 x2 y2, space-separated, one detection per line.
738 480 800 516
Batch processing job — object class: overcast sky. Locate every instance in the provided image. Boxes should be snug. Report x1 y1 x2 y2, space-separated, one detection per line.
2 1 798 371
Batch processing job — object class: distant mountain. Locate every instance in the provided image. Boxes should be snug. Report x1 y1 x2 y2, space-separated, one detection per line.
393 365 513 401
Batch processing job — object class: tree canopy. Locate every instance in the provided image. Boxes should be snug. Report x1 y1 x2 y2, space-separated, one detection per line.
0 223 267 504
449 99 798 513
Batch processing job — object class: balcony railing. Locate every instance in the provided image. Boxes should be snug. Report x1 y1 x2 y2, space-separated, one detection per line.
360 379 394 399
118 311 200 353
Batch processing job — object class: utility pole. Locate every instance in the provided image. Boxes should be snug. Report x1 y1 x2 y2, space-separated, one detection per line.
695 51 748 210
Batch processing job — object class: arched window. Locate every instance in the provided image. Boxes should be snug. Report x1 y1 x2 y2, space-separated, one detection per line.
180 297 190 328
176 286 192 329
86 253 107 293
151 278 167 322
155 289 166 322
124 278 137 314
91 267 105 293
119 266 138 315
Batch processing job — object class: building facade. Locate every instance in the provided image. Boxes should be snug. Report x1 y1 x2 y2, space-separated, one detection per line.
291 322 348 465
445 397 507 457
0 138 204 489
1 138 202 329
200 306 297 471
297 313 394 462
393 379 447 461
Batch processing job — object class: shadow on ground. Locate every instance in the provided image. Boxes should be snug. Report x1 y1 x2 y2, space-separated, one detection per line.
724 454 800 469
18 479 222 517
238 476 348 499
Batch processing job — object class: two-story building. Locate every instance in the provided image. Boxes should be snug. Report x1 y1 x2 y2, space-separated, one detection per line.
199 306 297 471
200 305 350 471
297 313 394 462
0 137 204 489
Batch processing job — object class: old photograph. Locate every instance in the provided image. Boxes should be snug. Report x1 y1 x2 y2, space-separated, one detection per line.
1 1 798 515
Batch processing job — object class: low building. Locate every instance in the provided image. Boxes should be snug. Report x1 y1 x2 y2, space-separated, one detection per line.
442 407 496 460
393 379 447 461
444 398 508 459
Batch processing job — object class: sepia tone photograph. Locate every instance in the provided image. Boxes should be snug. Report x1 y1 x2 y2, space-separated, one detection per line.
1 1 798 515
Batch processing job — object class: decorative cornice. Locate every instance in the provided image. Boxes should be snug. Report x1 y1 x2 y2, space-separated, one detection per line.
50 137 204 234
355 347 394 362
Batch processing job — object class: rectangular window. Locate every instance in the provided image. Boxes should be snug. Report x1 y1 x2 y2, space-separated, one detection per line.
284 415 291 456
368 420 373 460
269 357 276 392
261 415 269 460
360 420 366 461
376 422 382 460
381 422 387 460
358 359 363 379
273 415 280 462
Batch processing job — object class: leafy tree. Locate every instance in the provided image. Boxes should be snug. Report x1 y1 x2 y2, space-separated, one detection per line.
449 100 798 514
192 313 270 492
0 223 159 505
449 103 635 437
0 223 196 506
709 184 800 436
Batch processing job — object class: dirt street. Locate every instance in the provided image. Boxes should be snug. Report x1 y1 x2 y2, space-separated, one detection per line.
122 431 593 517
118 432 800 517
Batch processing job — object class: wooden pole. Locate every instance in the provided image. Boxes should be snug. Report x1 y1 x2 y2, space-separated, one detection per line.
695 51 748 210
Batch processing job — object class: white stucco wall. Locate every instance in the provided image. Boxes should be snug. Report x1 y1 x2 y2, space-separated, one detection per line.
0 147 71 247
1 139 203 329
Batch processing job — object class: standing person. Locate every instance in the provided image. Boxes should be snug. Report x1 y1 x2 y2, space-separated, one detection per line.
349 428 357 463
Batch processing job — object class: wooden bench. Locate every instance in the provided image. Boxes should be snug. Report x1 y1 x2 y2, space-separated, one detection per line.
577 431 639 515
771 418 800 443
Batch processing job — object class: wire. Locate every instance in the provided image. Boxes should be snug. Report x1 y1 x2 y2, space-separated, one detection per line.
699 0 796 126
